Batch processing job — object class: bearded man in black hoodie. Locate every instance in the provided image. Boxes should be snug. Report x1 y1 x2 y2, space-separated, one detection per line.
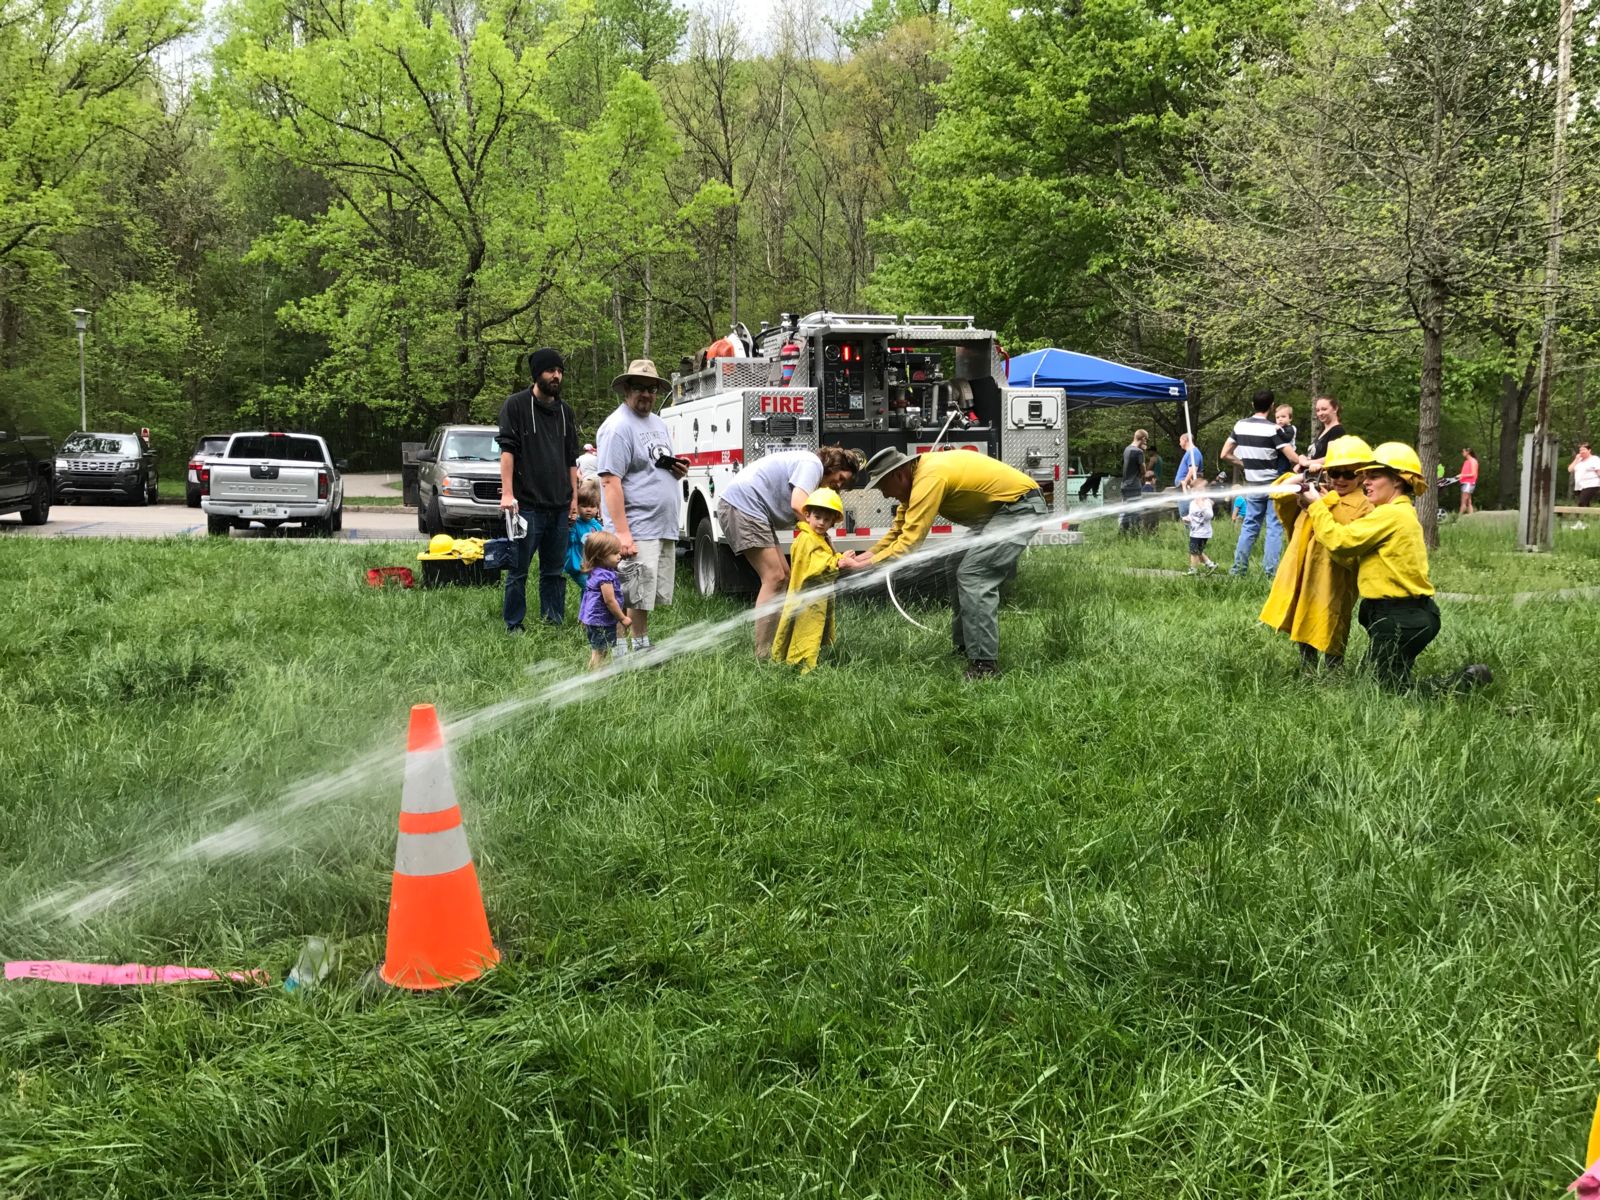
497 347 581 632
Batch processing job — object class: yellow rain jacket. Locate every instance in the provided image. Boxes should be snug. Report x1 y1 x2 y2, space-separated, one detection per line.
1588 1064 1600 1171
1259 480 1372 655
1304 496 1435 599
771 523 842 672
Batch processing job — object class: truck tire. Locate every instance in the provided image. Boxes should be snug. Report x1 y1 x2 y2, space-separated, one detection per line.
692 518 755 598
423 495 444 536
19 485 49 526
207 515 231 537
331 505 343 533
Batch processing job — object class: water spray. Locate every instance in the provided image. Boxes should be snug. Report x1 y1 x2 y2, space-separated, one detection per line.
13 482 1288 929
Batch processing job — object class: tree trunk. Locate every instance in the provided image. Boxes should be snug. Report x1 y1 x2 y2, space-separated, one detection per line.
1416 275 1446 549
0 288 17 371
450 242 484 422
728 206 739 326
611 285 628 365
642 257 652 359
1525 0 1574 550
1495 354 1535 509
1575 370 1589 446
1184 326 1201 440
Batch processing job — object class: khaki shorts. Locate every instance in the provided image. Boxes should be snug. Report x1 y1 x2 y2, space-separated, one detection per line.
715 498 777 555
619 538 676 610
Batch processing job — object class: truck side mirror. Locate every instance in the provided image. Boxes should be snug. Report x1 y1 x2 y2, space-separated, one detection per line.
416 450 436 463
335 459 350 471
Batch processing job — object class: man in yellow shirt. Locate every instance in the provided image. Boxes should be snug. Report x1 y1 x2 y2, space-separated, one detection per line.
848 447 1045 679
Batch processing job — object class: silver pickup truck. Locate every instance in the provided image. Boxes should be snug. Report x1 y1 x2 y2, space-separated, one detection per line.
202 432 346 536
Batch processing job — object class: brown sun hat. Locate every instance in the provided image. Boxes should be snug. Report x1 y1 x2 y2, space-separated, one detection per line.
611 358 670 396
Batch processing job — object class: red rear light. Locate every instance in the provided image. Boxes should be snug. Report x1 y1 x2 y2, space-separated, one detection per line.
200 465 210 495
317 470 329 499
1054 465 1061 480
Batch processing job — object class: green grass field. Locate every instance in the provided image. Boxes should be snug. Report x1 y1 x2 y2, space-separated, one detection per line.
2 515 1599 1196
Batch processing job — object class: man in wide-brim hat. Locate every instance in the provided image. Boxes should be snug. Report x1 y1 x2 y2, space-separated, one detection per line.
596 358 687 656
847 446 1047 679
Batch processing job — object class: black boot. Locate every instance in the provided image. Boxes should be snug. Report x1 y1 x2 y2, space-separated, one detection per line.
1425 663 1494 695
963 659 1000 680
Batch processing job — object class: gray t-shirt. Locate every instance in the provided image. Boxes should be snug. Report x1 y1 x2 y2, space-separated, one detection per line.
596 403 679 541
720 449 825 529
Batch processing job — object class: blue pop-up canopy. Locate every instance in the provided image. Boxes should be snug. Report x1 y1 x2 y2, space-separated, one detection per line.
1007 347 1188 408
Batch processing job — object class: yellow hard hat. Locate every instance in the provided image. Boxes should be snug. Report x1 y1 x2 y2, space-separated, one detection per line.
805 487 845 518
1358 442 1427 490
1322 435 1375 472
427 533 456 555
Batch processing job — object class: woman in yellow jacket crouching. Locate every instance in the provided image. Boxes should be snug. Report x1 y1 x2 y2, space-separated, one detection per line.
1300 442 1490 693
1260 435 1375 670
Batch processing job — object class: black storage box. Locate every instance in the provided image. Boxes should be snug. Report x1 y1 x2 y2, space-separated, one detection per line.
418 557 503 588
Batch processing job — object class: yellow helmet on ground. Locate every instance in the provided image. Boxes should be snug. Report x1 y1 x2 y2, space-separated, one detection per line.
427 533 456 555
1322 435 1374 472
1359 442 1427 490
805 487 845 518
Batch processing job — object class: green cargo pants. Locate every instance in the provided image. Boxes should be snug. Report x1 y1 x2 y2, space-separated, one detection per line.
943 491 1048 663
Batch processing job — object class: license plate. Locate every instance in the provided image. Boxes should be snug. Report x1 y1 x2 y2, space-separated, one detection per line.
1030 530 1083 546
250 504 288 518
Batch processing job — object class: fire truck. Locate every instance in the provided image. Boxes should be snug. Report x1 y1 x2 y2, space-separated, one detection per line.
660 311 1072 596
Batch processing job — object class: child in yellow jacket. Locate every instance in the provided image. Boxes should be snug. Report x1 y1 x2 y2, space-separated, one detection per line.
1260 435 1375 670
771 488 846 672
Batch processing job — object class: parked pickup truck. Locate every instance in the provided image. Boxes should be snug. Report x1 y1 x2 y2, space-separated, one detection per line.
415 424 504 535
202 432 346 536
0 404 53 525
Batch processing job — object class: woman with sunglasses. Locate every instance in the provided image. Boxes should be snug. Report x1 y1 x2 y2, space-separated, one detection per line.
1260 435 1375 671
1300 441 1491 692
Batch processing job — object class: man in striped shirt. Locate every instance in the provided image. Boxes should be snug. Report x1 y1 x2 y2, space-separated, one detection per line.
1220 389 1294 577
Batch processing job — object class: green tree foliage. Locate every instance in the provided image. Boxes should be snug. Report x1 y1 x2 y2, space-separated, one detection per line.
1169 0 1599 542
213 0 719 430
871 0 1295 355
0 0 199 445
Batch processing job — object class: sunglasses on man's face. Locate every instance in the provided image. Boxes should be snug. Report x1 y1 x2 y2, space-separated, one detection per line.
1328 470 1358 481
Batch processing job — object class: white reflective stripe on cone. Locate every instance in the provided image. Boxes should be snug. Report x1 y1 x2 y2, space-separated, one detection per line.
394 825 473 876
401 748 457 815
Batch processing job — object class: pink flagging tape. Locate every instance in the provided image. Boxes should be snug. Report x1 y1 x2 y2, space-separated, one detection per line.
4 961 270 986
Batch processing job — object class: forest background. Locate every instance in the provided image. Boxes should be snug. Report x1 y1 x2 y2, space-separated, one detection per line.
3 0 1598 514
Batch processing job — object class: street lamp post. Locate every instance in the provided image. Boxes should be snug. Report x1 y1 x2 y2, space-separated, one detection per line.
71 308 90 430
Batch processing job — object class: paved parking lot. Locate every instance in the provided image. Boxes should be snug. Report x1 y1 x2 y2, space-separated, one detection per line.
0 502 423 541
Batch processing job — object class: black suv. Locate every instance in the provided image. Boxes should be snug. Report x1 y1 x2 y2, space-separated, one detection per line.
0 405 52 525
55 431 159 505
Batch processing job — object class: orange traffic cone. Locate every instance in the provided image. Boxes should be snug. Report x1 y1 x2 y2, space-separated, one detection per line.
379 703 499 989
